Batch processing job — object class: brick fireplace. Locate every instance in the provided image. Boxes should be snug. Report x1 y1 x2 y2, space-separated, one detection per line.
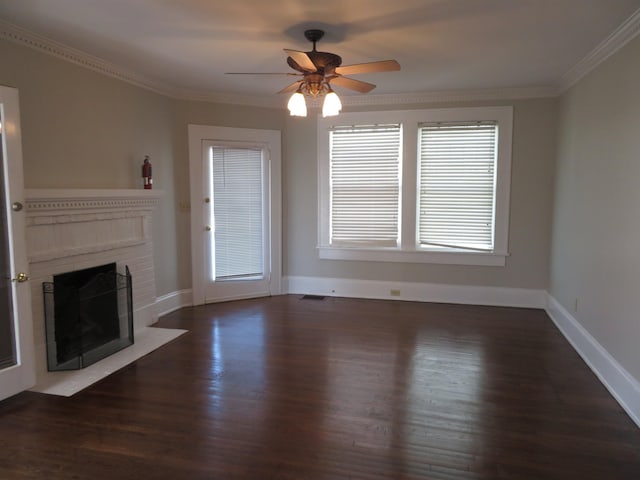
25 189 163 387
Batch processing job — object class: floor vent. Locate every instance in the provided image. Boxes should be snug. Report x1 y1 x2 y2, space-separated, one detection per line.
301 294 326 300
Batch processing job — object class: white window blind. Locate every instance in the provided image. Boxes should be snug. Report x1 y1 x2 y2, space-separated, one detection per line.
329 124 401 247
211 146 264 280
418 122 497 251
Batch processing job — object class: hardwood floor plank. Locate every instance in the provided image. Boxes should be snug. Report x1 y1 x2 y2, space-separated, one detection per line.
1 295 639 479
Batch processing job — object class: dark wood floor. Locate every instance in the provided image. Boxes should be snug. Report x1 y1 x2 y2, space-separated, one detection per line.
1 295 639 479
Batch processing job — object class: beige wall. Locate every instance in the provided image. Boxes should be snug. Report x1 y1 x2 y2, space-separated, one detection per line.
0 39 179 295
285 99 558 288
1 36 559 300
550 35 640 380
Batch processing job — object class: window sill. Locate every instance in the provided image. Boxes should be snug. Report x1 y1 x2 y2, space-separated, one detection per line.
318 246 507 266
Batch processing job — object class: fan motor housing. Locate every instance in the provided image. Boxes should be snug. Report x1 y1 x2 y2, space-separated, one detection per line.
287 51 342 74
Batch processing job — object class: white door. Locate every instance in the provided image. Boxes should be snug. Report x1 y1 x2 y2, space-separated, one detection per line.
0 85 35 401
204 141 270 302
188 126 282 305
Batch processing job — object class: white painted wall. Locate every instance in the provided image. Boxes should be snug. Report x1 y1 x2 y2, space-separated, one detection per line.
550 34 640 381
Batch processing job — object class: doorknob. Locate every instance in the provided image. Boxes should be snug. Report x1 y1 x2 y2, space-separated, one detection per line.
12 272 29 283
205 225 212 231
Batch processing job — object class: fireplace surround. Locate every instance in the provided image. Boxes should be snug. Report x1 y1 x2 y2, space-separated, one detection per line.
25 189 162 387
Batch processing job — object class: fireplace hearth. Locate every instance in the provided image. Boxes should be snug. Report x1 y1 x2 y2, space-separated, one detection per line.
43 263 134 371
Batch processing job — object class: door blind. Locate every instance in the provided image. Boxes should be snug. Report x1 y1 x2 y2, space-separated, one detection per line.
329 124 401 247
211 146 264 280
418 122 497 251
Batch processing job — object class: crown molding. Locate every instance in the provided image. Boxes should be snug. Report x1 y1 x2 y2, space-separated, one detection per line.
0 17 561 107
175 89 285 108
334 86 560 106
178 85 560 109
301 86 560 109
0 19 175 97
4 11 637 108
559 7 640 92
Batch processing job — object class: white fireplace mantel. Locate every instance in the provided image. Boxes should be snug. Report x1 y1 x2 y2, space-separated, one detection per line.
20 189 186 396
25 188 163 213
24 188 165 392
24 189 163 264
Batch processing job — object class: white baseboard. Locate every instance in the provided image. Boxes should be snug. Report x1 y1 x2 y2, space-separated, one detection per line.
546 294 640 428
134 303 157 331
284 275 546 308
155 289 193 317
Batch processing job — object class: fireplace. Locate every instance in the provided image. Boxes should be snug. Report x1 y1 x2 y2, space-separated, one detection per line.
24 189 162 386
43 263 133 371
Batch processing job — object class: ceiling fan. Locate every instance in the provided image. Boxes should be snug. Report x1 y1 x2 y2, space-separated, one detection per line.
226 29 401 117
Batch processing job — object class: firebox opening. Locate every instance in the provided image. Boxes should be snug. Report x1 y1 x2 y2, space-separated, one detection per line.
43 263 134 371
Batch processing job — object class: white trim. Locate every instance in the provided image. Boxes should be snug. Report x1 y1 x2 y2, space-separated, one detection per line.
185 86 560 108
0 85 36 400
320 86 559 106
545 294 640 428
24 188 163 212
0 19 173 97
285 276 546 309
155 289 193 317
172 89 288 108
133 302 158 332
559 7 640 91
318 246 507 266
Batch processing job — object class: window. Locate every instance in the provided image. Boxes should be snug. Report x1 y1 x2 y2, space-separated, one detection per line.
318 107 513 266
330 124 402 247
418 122 497 251
210 146 264 280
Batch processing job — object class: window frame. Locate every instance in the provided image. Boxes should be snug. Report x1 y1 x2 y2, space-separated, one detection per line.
317 106 513 266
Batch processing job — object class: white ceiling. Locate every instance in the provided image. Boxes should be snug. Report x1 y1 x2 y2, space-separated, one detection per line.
1 0 639 103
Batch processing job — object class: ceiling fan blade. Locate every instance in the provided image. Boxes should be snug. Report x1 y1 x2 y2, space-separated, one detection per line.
284 49 317 72
277 81 303 94
329 76 376 93
334 60 400 76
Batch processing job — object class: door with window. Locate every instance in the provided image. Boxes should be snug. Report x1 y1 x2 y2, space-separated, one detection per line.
188 125 282 305
0 85 35 401
204 142 270 302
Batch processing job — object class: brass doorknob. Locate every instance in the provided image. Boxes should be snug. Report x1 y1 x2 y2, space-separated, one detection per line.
13 272 29 283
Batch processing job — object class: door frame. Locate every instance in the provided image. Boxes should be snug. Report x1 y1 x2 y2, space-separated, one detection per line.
0 85 35 400
188 125 282 305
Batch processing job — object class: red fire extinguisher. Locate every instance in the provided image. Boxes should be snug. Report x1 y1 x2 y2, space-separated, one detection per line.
142 155 152 189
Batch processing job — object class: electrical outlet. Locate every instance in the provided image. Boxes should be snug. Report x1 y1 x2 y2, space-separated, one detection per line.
390 289 401 297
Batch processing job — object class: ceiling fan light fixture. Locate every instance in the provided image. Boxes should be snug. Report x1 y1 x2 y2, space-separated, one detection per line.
322 89 342 117
287 89 307 117
227 29 399 118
